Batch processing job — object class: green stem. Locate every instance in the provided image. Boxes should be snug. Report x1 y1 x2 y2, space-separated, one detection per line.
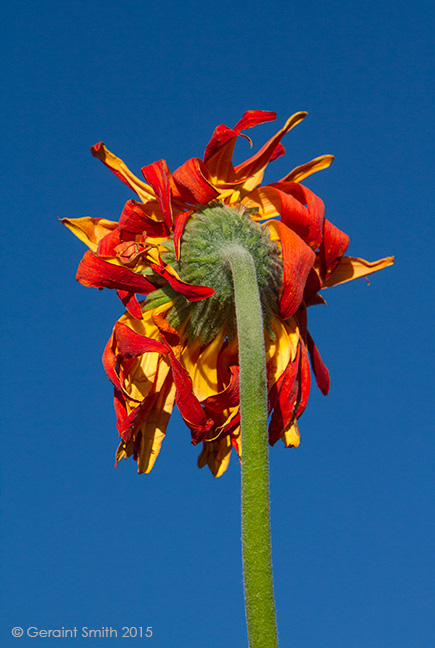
225 245 279 648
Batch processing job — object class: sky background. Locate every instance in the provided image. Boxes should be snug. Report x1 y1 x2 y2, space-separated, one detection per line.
1 0 434 646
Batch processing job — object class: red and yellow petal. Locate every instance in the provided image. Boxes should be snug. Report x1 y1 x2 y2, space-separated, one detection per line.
267 220 316 319
322 255 395 288
91 142 155 203
61 217 118 252
235 112 307 191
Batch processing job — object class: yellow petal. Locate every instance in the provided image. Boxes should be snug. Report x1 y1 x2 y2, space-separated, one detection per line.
266 317 300 386
61 217 118 252
283 420 300 448
322 255 395 288
137 381 176 474
237 112 308 193
282 154 335 183
241 187 282 220
181 327 226 401
198 434 234 478
91 142 155 203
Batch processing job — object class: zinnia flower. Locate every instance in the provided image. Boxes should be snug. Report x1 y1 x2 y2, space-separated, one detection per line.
63 110 393 476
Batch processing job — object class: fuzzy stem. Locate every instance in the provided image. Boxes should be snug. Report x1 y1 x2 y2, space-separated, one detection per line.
225 245 279 648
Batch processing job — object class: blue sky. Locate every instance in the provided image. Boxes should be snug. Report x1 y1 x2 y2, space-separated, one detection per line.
2 0 434 646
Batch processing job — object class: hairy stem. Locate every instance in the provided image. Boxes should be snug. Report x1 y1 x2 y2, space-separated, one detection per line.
225 245 279 648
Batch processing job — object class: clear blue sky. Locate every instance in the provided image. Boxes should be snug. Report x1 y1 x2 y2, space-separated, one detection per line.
2 0 433 646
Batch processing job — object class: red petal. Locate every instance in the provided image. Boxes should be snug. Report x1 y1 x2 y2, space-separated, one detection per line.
271 182 325 249
141 160 173 230
172 158 219 204
270 142 286 162
118 392 156 440
90 142 154 202
216 409 241 438
204 124 250 164
118 200 169 237
235 112 307 178
113 389 128 435
203 112 277 180
268 346 301 446
276 222 316 319
201 366 240 412
233 110 277 131
149 261 215 301
97 228 123 256
307 331 330 395
173 210 193 260
114 322 167 358
76 250 157 294
167 350 214 444
318 219 350 280
116 290 143 319
295 341 311 417
303 268 323 306
102 336 123 392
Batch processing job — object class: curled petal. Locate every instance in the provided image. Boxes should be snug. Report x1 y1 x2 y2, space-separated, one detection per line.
204 124 251 169
97 228 123 256
306 331 330 395
270 182 325 249
201 366 240 412
114 322 167 358
61 217 118 252
267 221 316 319
303 268 323 306
76 250 157 294
204 111 277 186
135 379 176 474
102 336 122 392
235 112 307 184
149 260 215 301
172 158 219 204
118 200 169 236
318 219 350 280
215 409 241 439
281 154 335 183
173 210 193 260
164 345 214 444
141 160 174 230
91 142 155 202
295 341 311 417
282 421 300 448
116 290 143 319
233 110 277 131
268 346 301 446
322 255 395 288
197 434 233 478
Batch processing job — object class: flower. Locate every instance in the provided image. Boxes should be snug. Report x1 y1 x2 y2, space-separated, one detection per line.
63 110 393 476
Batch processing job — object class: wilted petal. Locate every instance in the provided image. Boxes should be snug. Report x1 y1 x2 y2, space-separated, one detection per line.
322 255 395 288
323 257 394 288
116 290 143 320
318 219 350 280
306 331 330 395
268 346 300 446
61 217 118 252
235 112 307 187
118 200 169 236
267 221 316 319
76 250 157 294
141 160 174 230
91 142 155 202
172 157 219 204
114 322 167 358
281 154 335 183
